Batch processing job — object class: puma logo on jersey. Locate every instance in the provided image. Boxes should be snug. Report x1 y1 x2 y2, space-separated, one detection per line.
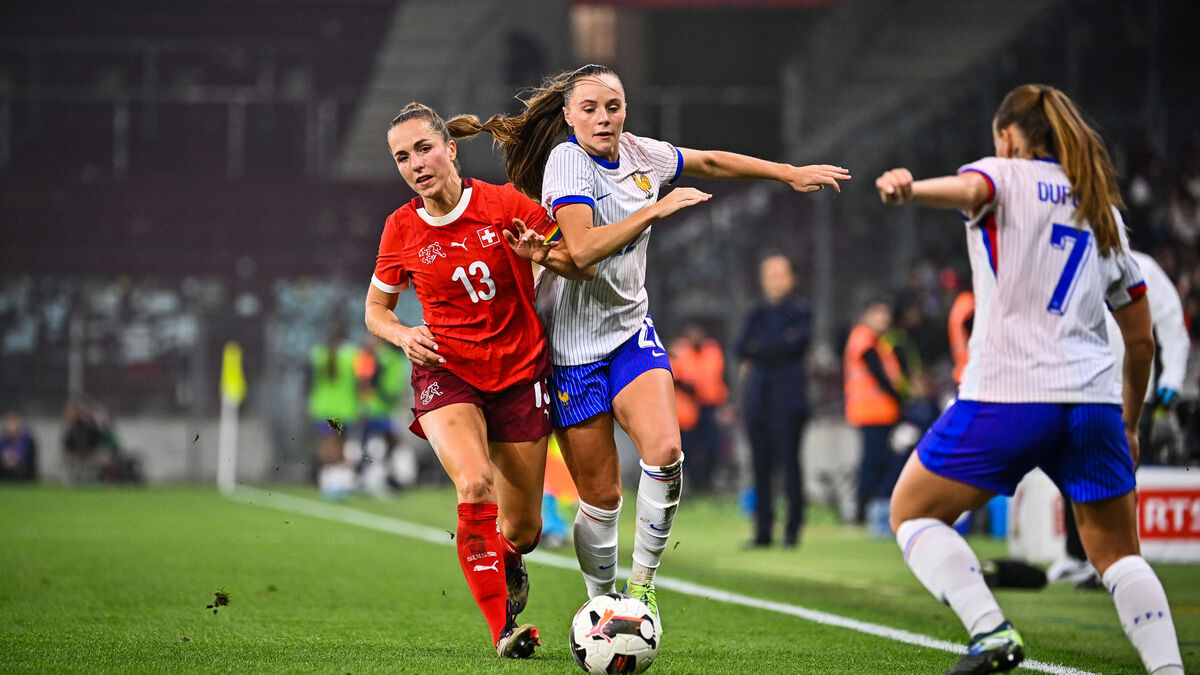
449 238 468 250
420 382 443 405
472 560 500 573
419 242 446 264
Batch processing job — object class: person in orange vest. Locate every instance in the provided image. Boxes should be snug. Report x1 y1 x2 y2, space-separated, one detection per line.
948 288 975 387
669 321 729 494
844 297 905 524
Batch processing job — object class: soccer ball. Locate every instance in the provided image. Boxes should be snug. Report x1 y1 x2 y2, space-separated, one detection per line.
568 593 660 674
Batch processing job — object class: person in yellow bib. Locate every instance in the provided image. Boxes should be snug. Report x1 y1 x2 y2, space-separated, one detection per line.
308 323 360 498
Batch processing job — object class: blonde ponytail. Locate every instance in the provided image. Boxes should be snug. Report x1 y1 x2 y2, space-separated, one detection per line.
994 85 1125 255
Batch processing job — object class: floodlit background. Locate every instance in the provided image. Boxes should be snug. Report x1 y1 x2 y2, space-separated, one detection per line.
1 0 1198 488
3 3 1200 673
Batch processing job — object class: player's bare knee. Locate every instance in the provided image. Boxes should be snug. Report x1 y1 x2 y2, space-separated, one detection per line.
1085 543 1139 576
503 519 542 553
582 488 622 511
456 474 494 503
642 441 681 468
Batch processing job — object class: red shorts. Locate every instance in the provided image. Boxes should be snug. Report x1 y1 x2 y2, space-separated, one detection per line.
409 364 553 443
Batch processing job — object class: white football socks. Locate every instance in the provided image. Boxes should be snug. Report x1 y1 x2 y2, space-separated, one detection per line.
895 518 1005 637
629 456 683 586
574 498 621 597
1101 555 1183 675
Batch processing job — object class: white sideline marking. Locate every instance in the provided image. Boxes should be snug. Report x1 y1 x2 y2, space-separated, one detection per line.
230 487 1100 675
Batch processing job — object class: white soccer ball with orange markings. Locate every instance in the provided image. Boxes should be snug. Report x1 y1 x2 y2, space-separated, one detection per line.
568 593 660 674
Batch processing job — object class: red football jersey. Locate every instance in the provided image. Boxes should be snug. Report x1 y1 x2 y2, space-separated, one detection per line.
372 179 554 392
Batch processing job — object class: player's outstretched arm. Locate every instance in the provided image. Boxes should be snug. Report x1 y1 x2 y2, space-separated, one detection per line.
555 187 712 268
504 219 596 281
679 148 850 193
876 168 991 212
365 284 444 366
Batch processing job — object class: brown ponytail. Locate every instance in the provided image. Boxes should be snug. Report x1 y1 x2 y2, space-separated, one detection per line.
994 84 1125 255
448 64 621 200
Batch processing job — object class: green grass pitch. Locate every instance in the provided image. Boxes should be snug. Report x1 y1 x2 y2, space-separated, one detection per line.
1 484 1196 673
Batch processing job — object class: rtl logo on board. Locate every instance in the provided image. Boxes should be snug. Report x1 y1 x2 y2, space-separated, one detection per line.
1139 488 1200 540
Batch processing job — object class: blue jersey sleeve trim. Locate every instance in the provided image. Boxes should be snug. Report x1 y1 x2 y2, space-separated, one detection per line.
958 167 996 204
551 195 595 213
670 148 683 184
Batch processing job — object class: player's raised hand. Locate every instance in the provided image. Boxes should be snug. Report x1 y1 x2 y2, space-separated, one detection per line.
653 187 712 219
397 324 443 366
504 218 557 264
783 164 851 193
876 168 915 205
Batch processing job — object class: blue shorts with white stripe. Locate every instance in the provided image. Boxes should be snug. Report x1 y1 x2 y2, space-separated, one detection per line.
917 400 1135 502
549 315 672 428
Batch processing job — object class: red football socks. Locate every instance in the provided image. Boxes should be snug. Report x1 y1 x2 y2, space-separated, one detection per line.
499 525 541 567
456 502 508 644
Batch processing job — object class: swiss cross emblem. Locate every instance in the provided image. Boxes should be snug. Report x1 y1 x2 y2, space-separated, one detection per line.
477 225 500 248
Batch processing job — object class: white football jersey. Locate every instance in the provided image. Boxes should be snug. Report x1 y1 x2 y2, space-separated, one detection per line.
537 132 682 365
1106 250 1190 400
956 157 1145 403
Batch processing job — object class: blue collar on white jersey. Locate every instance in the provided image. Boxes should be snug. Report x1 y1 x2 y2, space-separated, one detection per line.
1032 156 1061 164
568 135 620 169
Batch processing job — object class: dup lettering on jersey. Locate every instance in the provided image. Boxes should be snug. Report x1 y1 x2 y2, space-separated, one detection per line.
1037 181 1079 207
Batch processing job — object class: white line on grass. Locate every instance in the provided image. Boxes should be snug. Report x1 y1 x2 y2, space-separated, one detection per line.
230 486 1100 675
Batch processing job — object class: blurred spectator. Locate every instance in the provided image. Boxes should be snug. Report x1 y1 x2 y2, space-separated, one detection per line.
894 261 950 365
886 370 941 488
670 321 729 494
0 411 37 482
1166 180 1200 247
885 297 923 394
61 397 139 483
308 323 360 499
354 333 414 495
844 298 904 525
62 398 108 483
737 254 812 547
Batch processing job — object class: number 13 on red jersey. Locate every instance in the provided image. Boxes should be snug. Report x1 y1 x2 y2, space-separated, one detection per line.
451 261 497 303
